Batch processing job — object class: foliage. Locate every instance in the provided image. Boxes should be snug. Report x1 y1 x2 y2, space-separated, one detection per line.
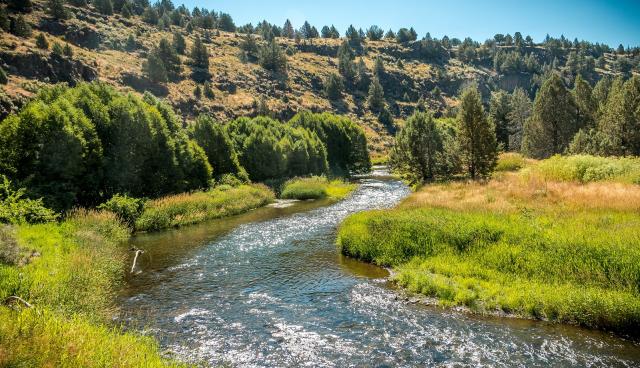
190 36 210 81
337 165 640 334
323 72 344 100
0 176 58 225
280 176 356 200
226 116 328 181
494 152 526 172
135 184 274 231
367 77 385 113
97 194 145 228
0 83 211 211
47 0 68 20
289 111 371 174
35 33 49 49
532 154 640 184
190 115 248 180
259 39 287 73
0 67 7 85
457 85 498 179
10 15 32 37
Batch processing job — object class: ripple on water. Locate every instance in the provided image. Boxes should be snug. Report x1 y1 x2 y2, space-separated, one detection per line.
119 174 640 368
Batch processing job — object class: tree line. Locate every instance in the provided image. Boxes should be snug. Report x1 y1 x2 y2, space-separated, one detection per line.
0 83 370 211
391 72 640 183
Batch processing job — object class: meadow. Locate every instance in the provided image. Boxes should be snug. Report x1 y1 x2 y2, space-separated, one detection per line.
280 176 357 200
337 154 640 335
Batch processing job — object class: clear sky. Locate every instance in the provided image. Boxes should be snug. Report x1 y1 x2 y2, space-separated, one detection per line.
179 0 639 47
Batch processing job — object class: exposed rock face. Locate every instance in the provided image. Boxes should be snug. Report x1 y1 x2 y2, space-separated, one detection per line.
64 25 102 50
0 52 98 85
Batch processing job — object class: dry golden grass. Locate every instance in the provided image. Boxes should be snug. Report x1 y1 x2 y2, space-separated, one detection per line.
402 170 640 214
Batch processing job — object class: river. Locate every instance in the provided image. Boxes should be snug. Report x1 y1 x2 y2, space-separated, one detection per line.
119 167 640 367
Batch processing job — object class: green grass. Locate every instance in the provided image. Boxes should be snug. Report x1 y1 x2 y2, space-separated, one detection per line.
494 152 527 172
0 210 188 367
280 176 357 200
337 155 640 335
135 184 275 232
337 208 640 334
531 154 640 184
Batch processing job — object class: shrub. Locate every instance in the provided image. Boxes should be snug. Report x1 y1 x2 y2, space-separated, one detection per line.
0 176 58 224
0 66 7 85
533 155 640 184
97 194 145 228
0 225 20 265
495 152 526 172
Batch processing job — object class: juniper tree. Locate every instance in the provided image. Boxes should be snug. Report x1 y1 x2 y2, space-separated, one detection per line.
324 73 344 100
283 19 294 39
36 33 49 49
367 77 385 113
0 8 9 32
391 111 444 182
373 56 385 78
8 0 33 13
0 66 7 85
172 31 186 54
457 85 498 179
337 41 355 81
47 0 69 20
94 0 113 15
522 73 578 158
259 39 287 73
63 43 73 57
10 15 31 37
190 36 210 81
144 51 168 83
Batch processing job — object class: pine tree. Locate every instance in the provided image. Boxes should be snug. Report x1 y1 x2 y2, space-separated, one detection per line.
194 84 202 99
120 2 131 17
489 91 512 150
507 87 531 152
572 75 596 129
144 51 168 83
36 33 49 49
63 43 73 57
172 31 186 54
51 42 63 55
258 39 287 73
355 57 369 91
337 41 355 81
283 19 295 38
190 36 209 69
0 8 9 32
367 77 385 113
597 76 640 155
522 73 578 158
125 34 136 51
48 0 69 20
391 111 444 182
156 38 181 78
142 6 158 24
324 73 344 100
8 0 33 13
373 56 385 78
203 81 214 99
457 85 498 179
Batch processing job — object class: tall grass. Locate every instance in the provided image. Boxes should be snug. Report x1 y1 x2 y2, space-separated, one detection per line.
135 184 275 232
337 155 640 335
531 154 640 184
494 152 527 172
280 176 356 200
0 210 189 367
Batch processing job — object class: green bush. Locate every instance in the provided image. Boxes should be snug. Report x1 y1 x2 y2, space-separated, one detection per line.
0 176 58 225
97 194 145 228
495 152 526 172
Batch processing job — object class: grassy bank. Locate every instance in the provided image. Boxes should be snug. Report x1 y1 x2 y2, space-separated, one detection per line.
280 177 357 200
135 184 275 232
337 155 640 335
0 211 187 367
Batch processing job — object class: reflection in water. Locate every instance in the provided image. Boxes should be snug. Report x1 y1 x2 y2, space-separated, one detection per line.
119 168 640 367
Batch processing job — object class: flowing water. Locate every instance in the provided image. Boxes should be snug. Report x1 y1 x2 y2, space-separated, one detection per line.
119 168 640 367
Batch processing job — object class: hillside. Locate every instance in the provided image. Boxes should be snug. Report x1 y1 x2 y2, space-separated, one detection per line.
0 0 638 156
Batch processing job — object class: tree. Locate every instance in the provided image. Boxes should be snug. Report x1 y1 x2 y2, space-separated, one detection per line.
396 27 417 43
36 33 49 49
144 52 168 83
203 81 214 99
218 13 235 32
94 0 113 15
125 34 137 51
373 56 385 78
572 75 596 129
457 85 498 179
337 41 355 81
522 73 578 158
258 39 287 73
172 31 186 54
10 15 32 38
366 25 384 41
384 29 395 39
142 6 158 24
63 43 73 57
345 25 361 47
507 87 531 152
51 42 63 55
0 66 7 85
283 19 294 38
391 111 444 182
355 58 369 91
367 77 385 113
193 84 202 99
190 115 247 180
489 91 512 150
8 0 33 13
597 76 640 156
324 73 344 100
190 36 210 81
155 38 181 78
0 8 9 32
47 0 69 20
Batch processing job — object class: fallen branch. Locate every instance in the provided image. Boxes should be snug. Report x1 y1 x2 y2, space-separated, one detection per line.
4 295 32 308
130 248 144 274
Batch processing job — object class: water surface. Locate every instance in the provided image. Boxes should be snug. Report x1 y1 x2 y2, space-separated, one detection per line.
119 168 640 367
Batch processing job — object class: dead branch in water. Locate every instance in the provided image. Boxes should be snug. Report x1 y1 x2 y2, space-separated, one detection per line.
130 248 144 274
4 295 32 308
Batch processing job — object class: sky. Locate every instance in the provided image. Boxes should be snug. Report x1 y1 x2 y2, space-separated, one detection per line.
178 0 640 47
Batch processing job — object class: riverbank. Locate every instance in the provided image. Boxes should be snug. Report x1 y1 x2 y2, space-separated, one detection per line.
337 155 640 336
0 211 189 367
280 177 357 201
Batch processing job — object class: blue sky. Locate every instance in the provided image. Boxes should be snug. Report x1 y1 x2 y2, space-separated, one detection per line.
179 0 639 47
